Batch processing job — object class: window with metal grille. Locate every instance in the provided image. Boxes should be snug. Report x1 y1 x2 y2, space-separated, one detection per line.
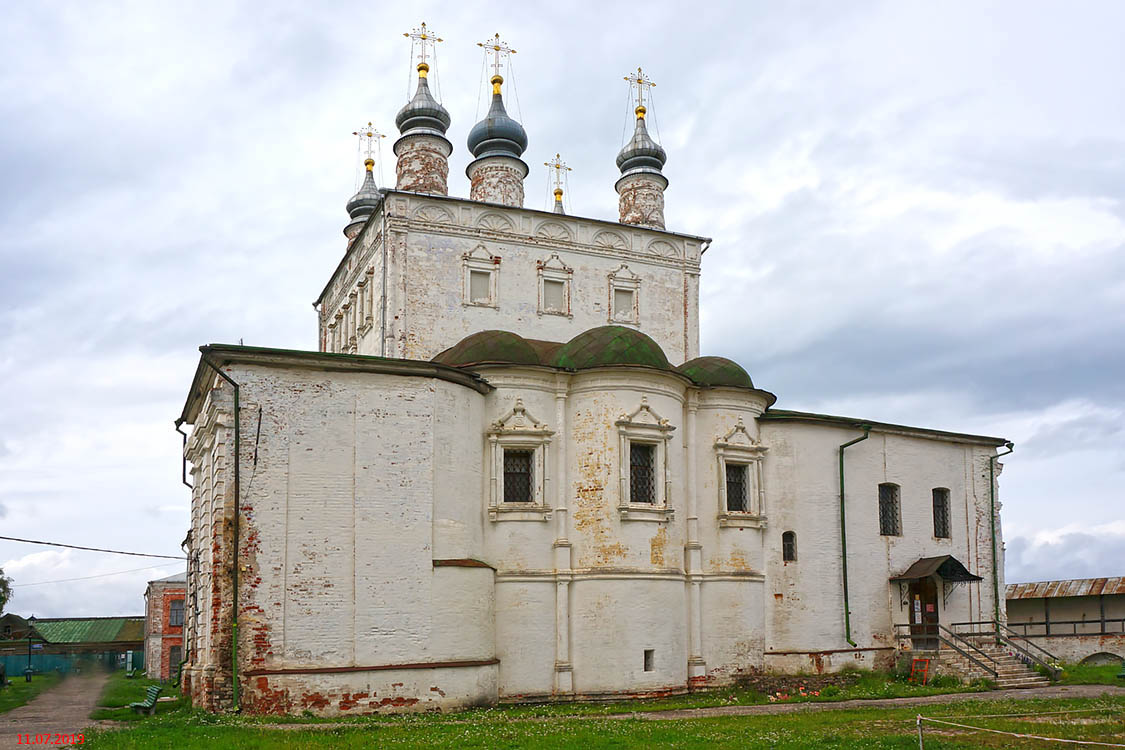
782 531 797 561
932 487 951 538
630 443 656 503
169 599 185 627
503 450 533 503
878 483 901 535
725 462 748 511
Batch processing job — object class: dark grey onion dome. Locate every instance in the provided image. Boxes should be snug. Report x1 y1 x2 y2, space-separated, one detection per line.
395 65 451 137
346 161 382 221
616 107 667 177
467 76 528 159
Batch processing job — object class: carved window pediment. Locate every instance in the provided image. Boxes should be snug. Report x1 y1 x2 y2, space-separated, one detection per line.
715 417 768 528
487 399 553 522
617 397 675 522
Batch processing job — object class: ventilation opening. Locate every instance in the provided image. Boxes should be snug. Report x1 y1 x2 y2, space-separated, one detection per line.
643 649 654 672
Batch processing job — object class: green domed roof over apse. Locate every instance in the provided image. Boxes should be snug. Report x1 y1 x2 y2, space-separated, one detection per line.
676 356 755 388
550 326 671 371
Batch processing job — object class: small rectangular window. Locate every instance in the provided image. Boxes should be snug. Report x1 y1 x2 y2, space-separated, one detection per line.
643 649 654 672
878 483 901 536
613 288 635 321
469 270 492 304
169 599 185 627
543 279 566 312
630 443 656 503
503 450 533 503
725 463 748 512
932 488 951 538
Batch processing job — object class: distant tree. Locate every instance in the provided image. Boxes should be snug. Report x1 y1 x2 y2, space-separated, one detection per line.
0 568 11 616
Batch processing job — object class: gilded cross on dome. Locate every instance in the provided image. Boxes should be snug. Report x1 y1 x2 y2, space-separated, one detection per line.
351 122 385 164
624 67 656 117
403 22 443 71
478 32 516 78
544 153 572 193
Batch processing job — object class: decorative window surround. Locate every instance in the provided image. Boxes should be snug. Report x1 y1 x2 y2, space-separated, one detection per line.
487 399 554 522
608 264 640 325
715 418 768 528
463 244 501 308
616 397 675 522
537 253 573 317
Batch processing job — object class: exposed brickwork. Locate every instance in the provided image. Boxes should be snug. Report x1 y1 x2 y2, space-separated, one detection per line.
468 158 527 207
395 136 450 195
617 174 666 229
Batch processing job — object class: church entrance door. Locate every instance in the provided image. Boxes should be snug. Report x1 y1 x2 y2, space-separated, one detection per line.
908 576 939 650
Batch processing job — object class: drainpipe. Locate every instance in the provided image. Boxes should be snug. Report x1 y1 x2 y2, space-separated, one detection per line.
839 426 871 647
201 356 241 712
988 442 1014 622
174 421 193 490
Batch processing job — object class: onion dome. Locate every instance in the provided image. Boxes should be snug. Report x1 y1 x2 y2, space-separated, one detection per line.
432 330 540 367
395 63 451 138
616 105 667 178
467 75 528 160
677 356 755 388
552 326 670 371
345 159 382 224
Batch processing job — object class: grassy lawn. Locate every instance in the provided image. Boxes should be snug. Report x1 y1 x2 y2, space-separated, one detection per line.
80 694 1125 749
0 672 62 714
89 670 186 721
1057 661 1125 685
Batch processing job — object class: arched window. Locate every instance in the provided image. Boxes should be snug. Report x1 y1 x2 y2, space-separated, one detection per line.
782 531 797 562
878 483 901 536
932 488 951 538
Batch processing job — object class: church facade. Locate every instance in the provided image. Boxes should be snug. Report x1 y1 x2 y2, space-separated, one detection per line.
177 37 1011 715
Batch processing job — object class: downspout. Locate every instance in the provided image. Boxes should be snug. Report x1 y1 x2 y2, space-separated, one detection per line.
988 442 1014 622
839 426 871 647
175 421 193 490
201 356 241 712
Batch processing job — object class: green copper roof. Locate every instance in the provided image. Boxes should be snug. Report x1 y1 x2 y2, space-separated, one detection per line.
551 326 671 371
677 356 755 388
32 617 144 644
432 330 540 367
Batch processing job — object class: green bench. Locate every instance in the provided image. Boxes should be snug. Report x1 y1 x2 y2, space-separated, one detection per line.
129 685 163 716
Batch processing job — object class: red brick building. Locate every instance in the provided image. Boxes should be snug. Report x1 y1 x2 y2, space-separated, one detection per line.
144 571 186 680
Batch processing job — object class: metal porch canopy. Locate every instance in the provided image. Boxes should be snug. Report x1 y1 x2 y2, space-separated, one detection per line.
890 555 983 583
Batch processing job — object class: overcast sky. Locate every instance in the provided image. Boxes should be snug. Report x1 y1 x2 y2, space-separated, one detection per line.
1 1 1122 617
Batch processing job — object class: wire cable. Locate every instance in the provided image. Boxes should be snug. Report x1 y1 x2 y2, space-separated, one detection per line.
0 536 186 560
13 564 176 587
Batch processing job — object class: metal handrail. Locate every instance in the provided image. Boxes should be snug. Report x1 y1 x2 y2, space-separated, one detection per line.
993 621 1061 679
893 624 999 679
1002 617 1125 637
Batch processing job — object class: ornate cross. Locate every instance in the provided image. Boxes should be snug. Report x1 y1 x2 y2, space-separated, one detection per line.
404 22 443 67
624 67 656 113
544 153 572 192
478 32 516 77
351 122 385 163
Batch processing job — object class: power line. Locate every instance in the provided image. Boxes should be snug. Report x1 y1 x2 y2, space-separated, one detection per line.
13 563 176 587
0 536 186 560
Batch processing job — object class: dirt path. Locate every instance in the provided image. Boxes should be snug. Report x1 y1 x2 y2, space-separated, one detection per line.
0 672 110 749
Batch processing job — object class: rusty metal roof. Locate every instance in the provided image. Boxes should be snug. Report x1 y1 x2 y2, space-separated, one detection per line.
1006 577 1125 600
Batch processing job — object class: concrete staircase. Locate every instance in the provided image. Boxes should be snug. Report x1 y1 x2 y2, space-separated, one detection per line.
937 643 1051 689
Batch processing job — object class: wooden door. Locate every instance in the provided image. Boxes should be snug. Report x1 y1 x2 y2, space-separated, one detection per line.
909 577 940 650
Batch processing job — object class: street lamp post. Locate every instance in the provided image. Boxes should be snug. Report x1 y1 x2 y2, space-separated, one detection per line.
25 616 37 682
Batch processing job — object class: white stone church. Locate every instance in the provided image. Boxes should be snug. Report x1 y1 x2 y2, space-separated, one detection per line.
177 32 1011 715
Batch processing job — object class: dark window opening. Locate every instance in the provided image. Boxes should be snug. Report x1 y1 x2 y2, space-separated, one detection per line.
782 531 797 561
630 443 656 503
725 463 748 512
932 488 951 538
503 449 534 503
169 645 182 677
169 599 185 627
643 649 655 672
878 483 901 536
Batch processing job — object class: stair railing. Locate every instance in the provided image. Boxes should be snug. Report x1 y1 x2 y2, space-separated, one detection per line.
893 624 999 680
993 620 1061 681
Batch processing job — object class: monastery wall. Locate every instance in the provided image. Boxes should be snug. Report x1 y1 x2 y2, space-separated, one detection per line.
186 362 497 714
759 421 1001 673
